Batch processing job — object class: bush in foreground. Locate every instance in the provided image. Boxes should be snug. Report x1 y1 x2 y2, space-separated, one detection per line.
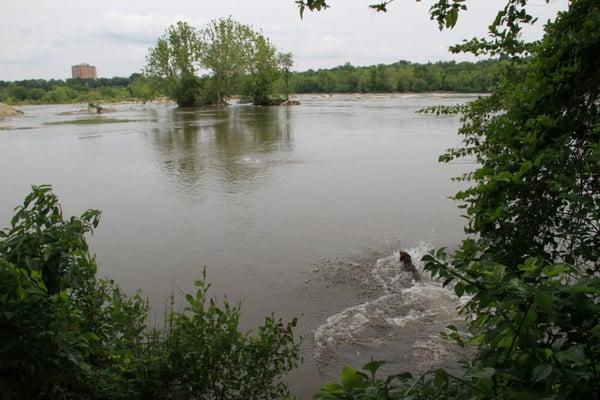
0 185 299 400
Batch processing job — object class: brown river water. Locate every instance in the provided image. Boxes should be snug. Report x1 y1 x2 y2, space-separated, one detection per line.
0 93 478 398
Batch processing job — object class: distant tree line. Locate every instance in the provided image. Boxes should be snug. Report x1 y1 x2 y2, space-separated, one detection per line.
289 59 503 93
0 59 504 106
0 74 157 105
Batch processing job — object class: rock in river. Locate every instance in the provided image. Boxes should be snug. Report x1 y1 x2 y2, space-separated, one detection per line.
0 103 24 117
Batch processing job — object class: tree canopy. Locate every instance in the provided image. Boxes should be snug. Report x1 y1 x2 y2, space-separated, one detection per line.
200 17 255 106
145 21 203 107
277 52 294 100
290 60 502 94
145 18 291 107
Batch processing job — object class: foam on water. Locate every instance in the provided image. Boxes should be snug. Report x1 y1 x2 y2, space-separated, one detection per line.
371 242 433 292
313 242 469 377
240 156 264 165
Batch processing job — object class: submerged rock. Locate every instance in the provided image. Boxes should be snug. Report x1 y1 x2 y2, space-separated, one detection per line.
0 103 24 117
87 103 116 114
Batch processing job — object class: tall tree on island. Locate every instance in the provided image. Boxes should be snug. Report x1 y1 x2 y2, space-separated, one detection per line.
277 52 294 101
242 32 281 105
145 21 203 107
200 18 256 107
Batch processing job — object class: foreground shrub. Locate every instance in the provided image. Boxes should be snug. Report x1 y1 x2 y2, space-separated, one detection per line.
315 360 457 400
0 185 299 400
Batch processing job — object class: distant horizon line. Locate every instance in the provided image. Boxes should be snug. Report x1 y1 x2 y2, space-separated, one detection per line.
1 57 498 82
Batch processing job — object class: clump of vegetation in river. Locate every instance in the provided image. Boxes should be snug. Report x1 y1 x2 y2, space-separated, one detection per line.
0 185 299 400
307 0 600 399
145 18 292 107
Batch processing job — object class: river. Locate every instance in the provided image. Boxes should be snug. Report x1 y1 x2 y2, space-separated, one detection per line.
0 93 477 398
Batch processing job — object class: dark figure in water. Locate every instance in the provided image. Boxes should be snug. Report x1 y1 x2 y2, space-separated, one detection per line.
400 251 421 282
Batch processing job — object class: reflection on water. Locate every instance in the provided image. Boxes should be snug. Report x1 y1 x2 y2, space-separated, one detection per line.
0 94 479 399
148 106 293 196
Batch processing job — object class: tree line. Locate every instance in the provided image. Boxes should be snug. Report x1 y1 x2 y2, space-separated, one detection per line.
291 59 502 93
0 59 501 106
0 74 157 105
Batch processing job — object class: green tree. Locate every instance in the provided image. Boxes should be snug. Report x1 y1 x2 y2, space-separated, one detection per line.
277 52 294 100
285 61 500 94
423 4 600 396
242 33 281 105
200 17 255 106
145 21 203 107
128 75 158 103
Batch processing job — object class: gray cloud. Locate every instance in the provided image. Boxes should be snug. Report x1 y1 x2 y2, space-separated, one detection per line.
0 0 567 80
86 12 198 45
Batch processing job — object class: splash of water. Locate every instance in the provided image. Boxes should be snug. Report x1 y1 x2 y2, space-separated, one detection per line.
313 242 469 378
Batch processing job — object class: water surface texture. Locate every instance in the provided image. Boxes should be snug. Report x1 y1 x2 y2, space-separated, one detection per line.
0 94 476 397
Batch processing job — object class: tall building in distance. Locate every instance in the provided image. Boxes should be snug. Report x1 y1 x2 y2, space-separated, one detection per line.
71 63 97 80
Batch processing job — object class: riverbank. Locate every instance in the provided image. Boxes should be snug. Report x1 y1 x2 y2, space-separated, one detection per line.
1 92 486 107
1 97 175 107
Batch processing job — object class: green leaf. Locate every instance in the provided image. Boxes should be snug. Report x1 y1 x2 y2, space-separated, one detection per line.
434 368 449 386
340 367 367 389
519 257 538 273
362 359 385 375
534 291 554 313
473 167 491 180
532 364 552 383
467 366 495 380
445 8 458 29
363 385 379 397
556 347 586 366
369 3 388 12
455 282 465 297
511 391 540 400
496 170 513 182
543 264 571 277
385 372 413 385
571 279 600 294
466 334 486 346
319 383 344 394
591 324 600 338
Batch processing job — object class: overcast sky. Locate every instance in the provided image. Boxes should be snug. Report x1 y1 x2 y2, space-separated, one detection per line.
0 0 567 81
